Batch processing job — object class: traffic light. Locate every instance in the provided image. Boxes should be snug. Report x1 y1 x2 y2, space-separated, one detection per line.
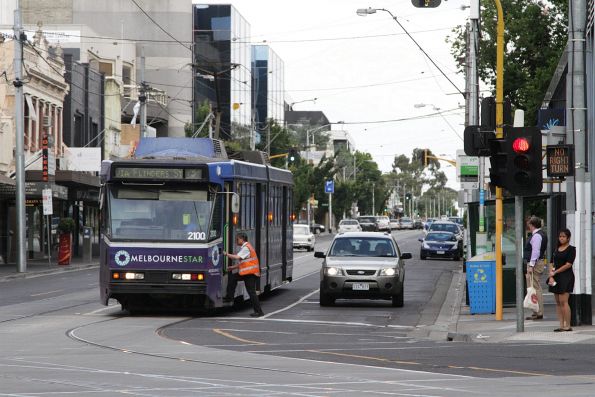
489 127 543 196
420 149 428 167
411 0 441 7
506 127 543 196
287 148 300 166
405 193 412 201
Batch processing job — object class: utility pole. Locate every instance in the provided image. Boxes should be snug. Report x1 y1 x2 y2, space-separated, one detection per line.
567 0 591 325
139 46 147 138
372 182 375 215
14 3 26 273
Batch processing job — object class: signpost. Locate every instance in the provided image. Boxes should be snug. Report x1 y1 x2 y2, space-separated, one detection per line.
546 145 574 177
325 180 334 233
42 188 52 265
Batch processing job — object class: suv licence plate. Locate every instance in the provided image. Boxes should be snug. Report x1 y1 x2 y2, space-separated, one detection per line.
352 283 369 290
437 250 445 255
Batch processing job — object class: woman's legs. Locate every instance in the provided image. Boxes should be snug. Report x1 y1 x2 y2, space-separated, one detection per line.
554 294 563 329
559 292 571 330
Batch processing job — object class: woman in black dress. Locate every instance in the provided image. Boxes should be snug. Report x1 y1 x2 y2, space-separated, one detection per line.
547 229 575 332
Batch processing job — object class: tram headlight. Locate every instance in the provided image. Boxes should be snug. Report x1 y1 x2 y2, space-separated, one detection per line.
172 273 205 281
125 272 145 280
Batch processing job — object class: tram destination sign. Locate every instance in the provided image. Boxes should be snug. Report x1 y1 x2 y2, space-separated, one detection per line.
546 145 574 178
113 167 205 180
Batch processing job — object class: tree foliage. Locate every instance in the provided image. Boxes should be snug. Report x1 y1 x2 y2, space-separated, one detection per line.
447 0 567 125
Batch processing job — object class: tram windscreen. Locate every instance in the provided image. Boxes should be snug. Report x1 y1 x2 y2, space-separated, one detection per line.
107 185 219 242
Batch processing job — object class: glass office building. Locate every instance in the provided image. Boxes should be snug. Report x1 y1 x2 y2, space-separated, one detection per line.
193 4 252 144
252 45 285 129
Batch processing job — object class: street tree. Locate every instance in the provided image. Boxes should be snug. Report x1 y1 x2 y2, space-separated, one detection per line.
447 0 567 125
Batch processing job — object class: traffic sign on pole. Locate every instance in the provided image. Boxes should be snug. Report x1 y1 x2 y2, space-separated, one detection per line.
324 180 334 194
42 188 53 215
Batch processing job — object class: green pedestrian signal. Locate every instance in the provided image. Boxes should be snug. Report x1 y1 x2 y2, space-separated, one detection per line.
411 0 441 8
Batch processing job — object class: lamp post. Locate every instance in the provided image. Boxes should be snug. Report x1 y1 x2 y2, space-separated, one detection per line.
289 97 318 111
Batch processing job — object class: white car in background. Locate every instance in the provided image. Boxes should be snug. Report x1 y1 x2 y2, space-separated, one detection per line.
375 216 391 232
338 219 362 233
293 224 316 251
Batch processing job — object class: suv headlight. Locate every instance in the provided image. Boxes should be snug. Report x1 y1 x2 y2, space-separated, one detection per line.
422 242 431 249
380 268 397 276
325 267 342 276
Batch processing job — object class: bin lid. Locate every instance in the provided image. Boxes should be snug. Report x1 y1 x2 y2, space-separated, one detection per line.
468 251 495 262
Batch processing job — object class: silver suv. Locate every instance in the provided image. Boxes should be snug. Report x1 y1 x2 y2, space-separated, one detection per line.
315 232 411 307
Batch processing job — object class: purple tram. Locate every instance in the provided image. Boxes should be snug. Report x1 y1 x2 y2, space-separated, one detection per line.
99 138 294 311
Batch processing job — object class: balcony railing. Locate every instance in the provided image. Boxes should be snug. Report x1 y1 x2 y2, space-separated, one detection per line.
122 84 167 107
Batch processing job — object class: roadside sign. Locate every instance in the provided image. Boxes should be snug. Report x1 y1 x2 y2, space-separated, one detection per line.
324 180 334 194
546 145 573 178
457 150 479 189
42 188 53 215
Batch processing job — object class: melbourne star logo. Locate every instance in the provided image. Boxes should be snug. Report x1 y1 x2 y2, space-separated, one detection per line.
114 250 131 267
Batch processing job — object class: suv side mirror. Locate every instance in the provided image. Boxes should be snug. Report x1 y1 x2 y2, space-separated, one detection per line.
401 252 412 260
314 251 326 258
418 238 423 242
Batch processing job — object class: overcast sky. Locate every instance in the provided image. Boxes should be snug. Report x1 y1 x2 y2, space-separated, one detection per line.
197 0 470 188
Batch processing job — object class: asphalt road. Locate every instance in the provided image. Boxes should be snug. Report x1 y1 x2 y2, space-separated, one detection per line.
0 230 595 396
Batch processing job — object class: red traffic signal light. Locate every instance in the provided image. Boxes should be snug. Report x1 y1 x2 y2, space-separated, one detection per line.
512 137 530 153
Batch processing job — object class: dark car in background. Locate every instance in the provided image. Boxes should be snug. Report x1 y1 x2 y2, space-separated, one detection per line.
413 219 424 229
357 216 378 232
419 231 463 260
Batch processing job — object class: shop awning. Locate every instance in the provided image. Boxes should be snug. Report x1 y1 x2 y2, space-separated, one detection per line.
0 174 16 199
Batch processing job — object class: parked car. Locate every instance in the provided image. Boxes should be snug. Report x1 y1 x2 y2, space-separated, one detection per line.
315 232 412 307
413 219 424 229
419 231 463 260
357 216 378 232
427 221 464 241
448 216 464 229
338 219 362 233
389 218 400 230
375 216 391 231
399 217 414 230
293 224 316 251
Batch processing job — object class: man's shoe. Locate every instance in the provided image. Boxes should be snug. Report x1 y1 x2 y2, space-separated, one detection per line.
250 312 265 317
525 314 543 320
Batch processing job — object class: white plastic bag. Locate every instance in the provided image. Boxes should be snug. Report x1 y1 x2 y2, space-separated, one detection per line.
523 277 539 311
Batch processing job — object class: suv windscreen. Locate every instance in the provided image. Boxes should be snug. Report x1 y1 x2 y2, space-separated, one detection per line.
340 220 358 225
330 237 396 257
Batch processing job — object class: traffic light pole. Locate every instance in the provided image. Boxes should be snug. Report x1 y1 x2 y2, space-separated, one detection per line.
494 0 505 321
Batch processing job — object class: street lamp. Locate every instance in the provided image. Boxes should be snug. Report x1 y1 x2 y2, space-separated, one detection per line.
356 7 464 97
289 97 318 110
414 103 440 111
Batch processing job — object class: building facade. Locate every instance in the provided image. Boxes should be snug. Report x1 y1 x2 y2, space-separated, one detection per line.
252 45 285 128
1 0 192 137
193 3 252 144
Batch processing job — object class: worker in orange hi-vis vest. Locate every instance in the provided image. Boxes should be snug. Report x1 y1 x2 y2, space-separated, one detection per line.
223 232 264 317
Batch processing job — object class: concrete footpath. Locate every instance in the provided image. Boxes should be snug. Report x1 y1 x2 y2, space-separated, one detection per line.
0 258 98 282
429 268 595 344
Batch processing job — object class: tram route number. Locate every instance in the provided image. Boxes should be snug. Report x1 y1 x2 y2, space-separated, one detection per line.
188 232 207 240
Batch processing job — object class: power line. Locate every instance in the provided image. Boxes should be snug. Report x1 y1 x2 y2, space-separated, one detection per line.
129 0 192 51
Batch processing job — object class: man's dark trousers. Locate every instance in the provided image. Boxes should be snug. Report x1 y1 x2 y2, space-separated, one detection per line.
226 273 263 315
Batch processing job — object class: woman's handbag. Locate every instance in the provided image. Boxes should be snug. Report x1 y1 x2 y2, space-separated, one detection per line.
523 277 539 311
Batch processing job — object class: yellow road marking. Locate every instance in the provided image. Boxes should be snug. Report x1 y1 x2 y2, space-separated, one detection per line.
212 328 266 345
464 366 547 377
307 350 421 366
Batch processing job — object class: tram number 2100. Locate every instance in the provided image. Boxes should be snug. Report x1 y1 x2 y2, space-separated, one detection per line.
187 232 207 240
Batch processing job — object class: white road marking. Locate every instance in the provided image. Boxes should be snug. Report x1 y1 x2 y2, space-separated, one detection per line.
261 289 320 318
30 289 63 297
219 316 413 329
83 304 120 315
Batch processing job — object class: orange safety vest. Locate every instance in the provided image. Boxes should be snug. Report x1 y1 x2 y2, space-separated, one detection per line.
238 242 260 277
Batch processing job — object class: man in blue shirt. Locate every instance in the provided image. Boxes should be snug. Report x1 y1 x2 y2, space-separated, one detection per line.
524 216 548 320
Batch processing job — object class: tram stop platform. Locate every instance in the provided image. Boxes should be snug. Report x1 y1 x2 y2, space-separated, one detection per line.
0 257 98 282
